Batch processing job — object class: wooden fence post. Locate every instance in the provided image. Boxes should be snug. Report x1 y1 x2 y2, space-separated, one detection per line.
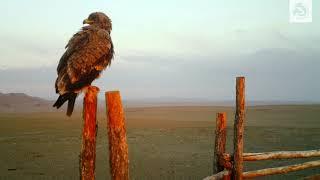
105 91 129 180
233 77 245 180
214 112 227 173
80 86 99 180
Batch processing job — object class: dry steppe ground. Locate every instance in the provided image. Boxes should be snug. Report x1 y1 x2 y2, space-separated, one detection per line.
1 105 320 179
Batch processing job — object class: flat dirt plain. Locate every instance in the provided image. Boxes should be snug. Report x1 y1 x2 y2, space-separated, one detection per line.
1 105 320 180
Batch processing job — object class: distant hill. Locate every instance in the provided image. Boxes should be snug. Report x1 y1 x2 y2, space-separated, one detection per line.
0 92 55 113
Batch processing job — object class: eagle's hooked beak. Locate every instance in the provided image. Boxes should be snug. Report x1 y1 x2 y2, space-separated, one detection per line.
83 19 94 24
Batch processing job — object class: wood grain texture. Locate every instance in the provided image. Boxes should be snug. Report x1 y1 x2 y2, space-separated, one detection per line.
80 86 99 180
233 77 245 180
106 91 129 180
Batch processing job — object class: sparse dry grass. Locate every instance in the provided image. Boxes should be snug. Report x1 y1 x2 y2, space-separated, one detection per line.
0 105 320 179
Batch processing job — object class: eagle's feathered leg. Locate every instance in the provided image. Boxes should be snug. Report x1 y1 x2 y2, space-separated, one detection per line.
53 92 77 116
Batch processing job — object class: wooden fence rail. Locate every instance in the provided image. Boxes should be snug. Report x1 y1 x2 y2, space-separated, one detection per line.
203 77 320 180
243 160 320 179
223 149 320 162
204 170 231 180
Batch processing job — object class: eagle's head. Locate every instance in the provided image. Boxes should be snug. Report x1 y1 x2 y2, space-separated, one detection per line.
83 12 112 33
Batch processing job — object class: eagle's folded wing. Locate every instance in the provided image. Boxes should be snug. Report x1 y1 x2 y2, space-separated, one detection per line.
65 28 112 84
57 30 89 74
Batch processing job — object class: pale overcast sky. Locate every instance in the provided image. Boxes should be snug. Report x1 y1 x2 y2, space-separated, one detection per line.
0 0 319 102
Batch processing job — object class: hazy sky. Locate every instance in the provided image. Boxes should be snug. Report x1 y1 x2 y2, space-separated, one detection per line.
0 0 319 101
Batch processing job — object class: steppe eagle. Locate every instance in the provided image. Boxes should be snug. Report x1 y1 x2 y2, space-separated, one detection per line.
53 12 114 116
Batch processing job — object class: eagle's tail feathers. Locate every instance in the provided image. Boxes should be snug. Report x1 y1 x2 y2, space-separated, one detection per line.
53 92 78 116
66 93 77 117
53 94 68 108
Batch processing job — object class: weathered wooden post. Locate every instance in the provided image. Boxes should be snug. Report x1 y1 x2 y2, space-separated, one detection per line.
105 91 129 180
214 112 227 173
232 77 245 180
80 86 99 180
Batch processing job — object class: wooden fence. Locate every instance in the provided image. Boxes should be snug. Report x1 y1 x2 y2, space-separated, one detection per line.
77 77 319 180
204 77 320 180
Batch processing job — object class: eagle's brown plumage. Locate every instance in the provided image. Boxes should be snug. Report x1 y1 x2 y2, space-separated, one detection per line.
53 12 114 116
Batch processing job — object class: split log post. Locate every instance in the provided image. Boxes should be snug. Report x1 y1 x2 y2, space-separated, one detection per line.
233 77 245 180
214 112 227 173
80 86 99 180
105 91 129 180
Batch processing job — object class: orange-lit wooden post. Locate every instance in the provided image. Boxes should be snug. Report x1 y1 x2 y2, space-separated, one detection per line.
214 112 227 173
80 86 99 180
232 77 245 180
105 91 129 180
